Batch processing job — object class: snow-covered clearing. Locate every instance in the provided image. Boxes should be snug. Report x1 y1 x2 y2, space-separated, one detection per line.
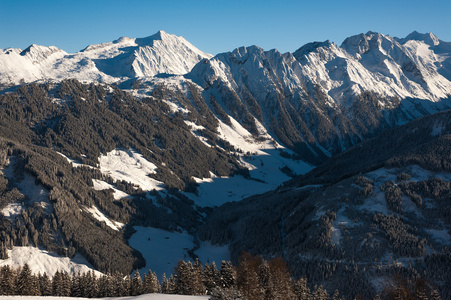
1 203 24 220
1 158 52 219
129 227 229 279
186 117 313 207
0 246 101 277
98 149 164 191
0 295 209 300
426 229 451 245
92 179 130 200
84 205 124 231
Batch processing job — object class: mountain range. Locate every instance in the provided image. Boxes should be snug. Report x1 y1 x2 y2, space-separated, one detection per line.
0 30 450 299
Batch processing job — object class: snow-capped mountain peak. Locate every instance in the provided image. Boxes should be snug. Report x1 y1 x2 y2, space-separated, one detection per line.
19 44 66 64
130 30 212 77
398 30 440 47
0 30 211 84
293 40 335 59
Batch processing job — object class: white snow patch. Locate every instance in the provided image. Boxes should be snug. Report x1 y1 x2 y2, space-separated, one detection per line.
17 173 51 210
330 226 341 245
84 205 124 231
99 149 164 191
426 229 451 245
0 246 101 277
184 120 205 131
360 189 389 214
92 179 130 200
1 203 24 219
163 99 190 114
56 151 94 168
1 159 52 219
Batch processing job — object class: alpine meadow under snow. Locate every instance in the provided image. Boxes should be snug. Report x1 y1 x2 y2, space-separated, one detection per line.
0 30 450 299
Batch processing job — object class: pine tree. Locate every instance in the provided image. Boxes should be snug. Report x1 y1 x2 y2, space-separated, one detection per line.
39 272 52 296
203 262 220 294
293 277 311 300
16 263 33 295
312 285 329 300
192 258 205 295
258 259 273 300
143 270 159 294
61 272 71 296
86 270 98 298
97 274 115 297
130 269 142 296
220 261 236 289
0 243 8 259
70 272 81 297
166 274 176 294
430 289 441 300
112 272 126 297
0 265 16 295
52 270 63 296
175 260 190 295
161 273 168 294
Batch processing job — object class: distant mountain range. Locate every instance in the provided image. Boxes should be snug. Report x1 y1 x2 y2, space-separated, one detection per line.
2 30 450 161
0 30 450 299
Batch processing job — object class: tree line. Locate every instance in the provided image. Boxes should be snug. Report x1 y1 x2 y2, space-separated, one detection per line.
0 252 443 299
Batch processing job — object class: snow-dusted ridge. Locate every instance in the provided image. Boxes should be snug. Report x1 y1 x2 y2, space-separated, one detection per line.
0 30 211 84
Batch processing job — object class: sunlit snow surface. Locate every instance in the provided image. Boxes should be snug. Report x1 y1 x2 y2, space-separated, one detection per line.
84 205 124 231
92 179 130 200
129 226 230 279
0 246 101 277
0 30 211 85
186 117 313 207
98 149 164 191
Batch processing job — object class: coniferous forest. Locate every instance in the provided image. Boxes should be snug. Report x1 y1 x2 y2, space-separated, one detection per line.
0 68 450 299
0 253 444 300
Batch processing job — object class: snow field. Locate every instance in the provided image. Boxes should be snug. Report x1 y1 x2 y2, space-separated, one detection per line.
98 148 164 191
92 179 130 200
185 116 312 207
129 226 230 279
0 246 101 277
84 205 124 231
1 159 52 219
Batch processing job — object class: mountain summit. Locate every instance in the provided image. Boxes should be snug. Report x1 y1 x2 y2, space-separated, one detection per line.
0 30 211 84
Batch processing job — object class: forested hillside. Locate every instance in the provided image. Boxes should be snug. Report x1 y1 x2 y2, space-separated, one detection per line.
0 30 450 299
199 111 451 299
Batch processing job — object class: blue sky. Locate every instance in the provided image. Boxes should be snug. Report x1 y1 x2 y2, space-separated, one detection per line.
1 0 450 55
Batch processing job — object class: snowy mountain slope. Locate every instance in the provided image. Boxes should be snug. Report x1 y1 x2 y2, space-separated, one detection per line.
0 31 211 85
186 31 451 162
199 110 451 298
0 30 451 297
0 246 102 277
0 45 67 84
